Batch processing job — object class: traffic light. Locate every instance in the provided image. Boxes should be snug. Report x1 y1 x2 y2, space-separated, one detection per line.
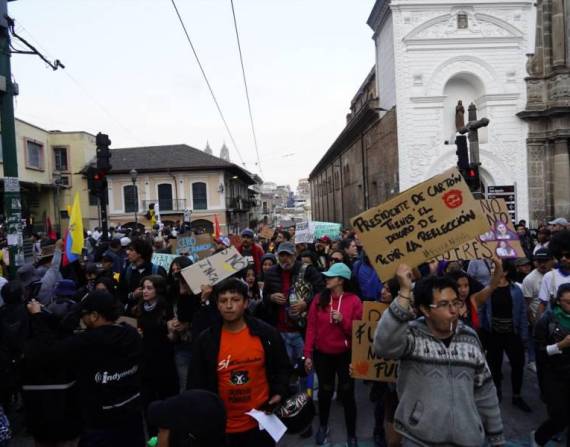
465 163 481 192
96 132 112 173
86 166 107 197
455 135 469 171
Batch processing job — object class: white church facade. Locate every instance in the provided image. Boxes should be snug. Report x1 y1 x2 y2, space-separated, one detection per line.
368 0 536 222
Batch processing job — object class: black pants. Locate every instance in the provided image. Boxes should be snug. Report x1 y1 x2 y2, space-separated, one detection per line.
78 413 145 447
314 350 356 437
484 332 525 395
226 427 275 447
535 369 570 446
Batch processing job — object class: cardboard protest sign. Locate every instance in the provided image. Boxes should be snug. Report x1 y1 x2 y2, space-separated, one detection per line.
259 226 275 240
351 168 488 281
176 234 214 259
435 198 525 261
362 302 388 323
352 300 397 382
294 221 313 244
312 221 342 241
351 320 398 382
152 253 178 271
180 246 248 294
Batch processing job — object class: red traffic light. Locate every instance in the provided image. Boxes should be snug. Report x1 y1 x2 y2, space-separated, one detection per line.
467 168 477 177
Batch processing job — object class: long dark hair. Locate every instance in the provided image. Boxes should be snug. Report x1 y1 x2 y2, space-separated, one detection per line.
242 266 260 300
133 274 168 318
317 276 355 309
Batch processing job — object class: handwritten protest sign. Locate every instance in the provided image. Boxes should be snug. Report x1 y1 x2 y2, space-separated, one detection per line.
351 300 397 382
435 198 524 261
176 234 214 259
259 226 275 240
294 221 313 244
351 168 488 281
152 253 178 271
180 246 248 294
351 321 398 382
312 221 342 241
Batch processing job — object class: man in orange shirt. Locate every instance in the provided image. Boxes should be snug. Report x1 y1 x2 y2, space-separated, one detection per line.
189 278 291 447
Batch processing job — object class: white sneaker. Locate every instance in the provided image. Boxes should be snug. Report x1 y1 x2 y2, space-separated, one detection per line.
527 362 537 373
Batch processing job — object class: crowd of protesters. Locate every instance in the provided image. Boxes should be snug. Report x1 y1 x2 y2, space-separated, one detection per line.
0 216 568 447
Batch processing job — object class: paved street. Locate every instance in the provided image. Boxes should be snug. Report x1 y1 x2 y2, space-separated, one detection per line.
9 360 564 447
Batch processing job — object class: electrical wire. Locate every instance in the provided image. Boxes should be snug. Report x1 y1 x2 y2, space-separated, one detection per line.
229 0 263 177
169 0 246 167
11 22 147 146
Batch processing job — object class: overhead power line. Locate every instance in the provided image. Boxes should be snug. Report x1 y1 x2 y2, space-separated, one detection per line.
169 0 246 167
229 0 263 177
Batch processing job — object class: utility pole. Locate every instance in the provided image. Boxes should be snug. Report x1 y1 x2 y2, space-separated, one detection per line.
1 0 25 276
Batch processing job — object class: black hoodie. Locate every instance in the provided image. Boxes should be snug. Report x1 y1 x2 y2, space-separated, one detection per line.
28 314 143 429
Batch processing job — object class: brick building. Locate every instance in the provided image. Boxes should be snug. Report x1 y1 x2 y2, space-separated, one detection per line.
309 67 399 225
518 0 570 223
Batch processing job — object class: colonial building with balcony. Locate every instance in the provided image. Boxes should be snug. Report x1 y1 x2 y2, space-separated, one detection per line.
104 144 259 234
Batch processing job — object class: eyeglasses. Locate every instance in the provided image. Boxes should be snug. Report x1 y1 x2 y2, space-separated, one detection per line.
429 300 465 310
330 258 343 263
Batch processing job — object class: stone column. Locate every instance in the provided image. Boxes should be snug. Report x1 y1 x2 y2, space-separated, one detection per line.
552 0 567 67
553 139 570 217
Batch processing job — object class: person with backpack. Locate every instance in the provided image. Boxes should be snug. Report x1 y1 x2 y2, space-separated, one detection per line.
118 238 166 314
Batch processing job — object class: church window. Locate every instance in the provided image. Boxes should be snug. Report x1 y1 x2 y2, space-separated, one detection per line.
457 13 468 29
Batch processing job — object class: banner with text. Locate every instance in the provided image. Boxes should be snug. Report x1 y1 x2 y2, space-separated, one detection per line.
176 234 214 259
351 168 488 280
351 302 397 382
435 198 524 261
152 253 179 271
180 246 248 294
294 221 342 244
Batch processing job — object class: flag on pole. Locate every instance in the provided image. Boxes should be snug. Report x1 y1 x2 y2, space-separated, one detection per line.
46 216 57 241
214 214 221 239
65 192 84 263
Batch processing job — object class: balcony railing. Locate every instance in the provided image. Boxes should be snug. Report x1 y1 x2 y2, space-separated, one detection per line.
142 199 187 212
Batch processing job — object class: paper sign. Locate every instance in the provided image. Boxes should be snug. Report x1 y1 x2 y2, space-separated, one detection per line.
245 410 287 442
294 221 313 244
435 198 525 261
176 234 214 259
259 226 275 240
362 302 388 323
312 221 342 241
351 320 398 382
180 246 248 294
351 168 488 281
151 253 178 271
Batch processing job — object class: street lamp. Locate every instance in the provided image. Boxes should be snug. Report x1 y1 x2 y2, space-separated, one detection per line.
130 168 138 225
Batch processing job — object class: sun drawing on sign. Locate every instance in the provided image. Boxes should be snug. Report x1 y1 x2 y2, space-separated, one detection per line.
222 263 234 272
354 361 370 376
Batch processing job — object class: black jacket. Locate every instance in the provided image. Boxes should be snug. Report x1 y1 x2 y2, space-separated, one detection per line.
534 307 570 376
28 314 143 429
117 261 167 306
188 315 291 400
261 261 324 326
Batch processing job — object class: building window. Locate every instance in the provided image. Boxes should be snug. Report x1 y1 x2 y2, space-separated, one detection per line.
158 183 173 211
53 146 68 171
457 13 468 29
192 182 208 210
124 185 138 213
26 140 44 170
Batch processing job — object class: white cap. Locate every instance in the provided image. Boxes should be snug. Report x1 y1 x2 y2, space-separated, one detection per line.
120 237 131 247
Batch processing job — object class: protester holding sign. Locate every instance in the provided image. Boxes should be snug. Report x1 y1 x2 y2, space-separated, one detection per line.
304 263 362 447
374 264 504 447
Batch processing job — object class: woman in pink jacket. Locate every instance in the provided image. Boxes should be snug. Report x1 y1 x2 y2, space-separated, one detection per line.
304 262 363 447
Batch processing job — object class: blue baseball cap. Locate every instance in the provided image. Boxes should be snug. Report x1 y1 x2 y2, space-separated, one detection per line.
322 262 352 280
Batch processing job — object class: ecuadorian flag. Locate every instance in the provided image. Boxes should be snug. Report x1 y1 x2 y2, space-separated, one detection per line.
65 192 84 263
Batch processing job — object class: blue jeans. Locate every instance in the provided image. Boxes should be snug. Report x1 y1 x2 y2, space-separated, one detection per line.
280 332 306 392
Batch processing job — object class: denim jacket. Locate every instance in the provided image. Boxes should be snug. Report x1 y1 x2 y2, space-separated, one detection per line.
480 284 528 342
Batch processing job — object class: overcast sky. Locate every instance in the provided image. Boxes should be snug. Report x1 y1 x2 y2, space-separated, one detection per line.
10 0 375 189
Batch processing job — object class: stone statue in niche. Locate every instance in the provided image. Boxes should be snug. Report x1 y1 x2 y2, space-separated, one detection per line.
455 100 465 131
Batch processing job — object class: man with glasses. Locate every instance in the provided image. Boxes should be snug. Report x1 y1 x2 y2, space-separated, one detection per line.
538 230 570 310
374 264 504 447
237 229 265 277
